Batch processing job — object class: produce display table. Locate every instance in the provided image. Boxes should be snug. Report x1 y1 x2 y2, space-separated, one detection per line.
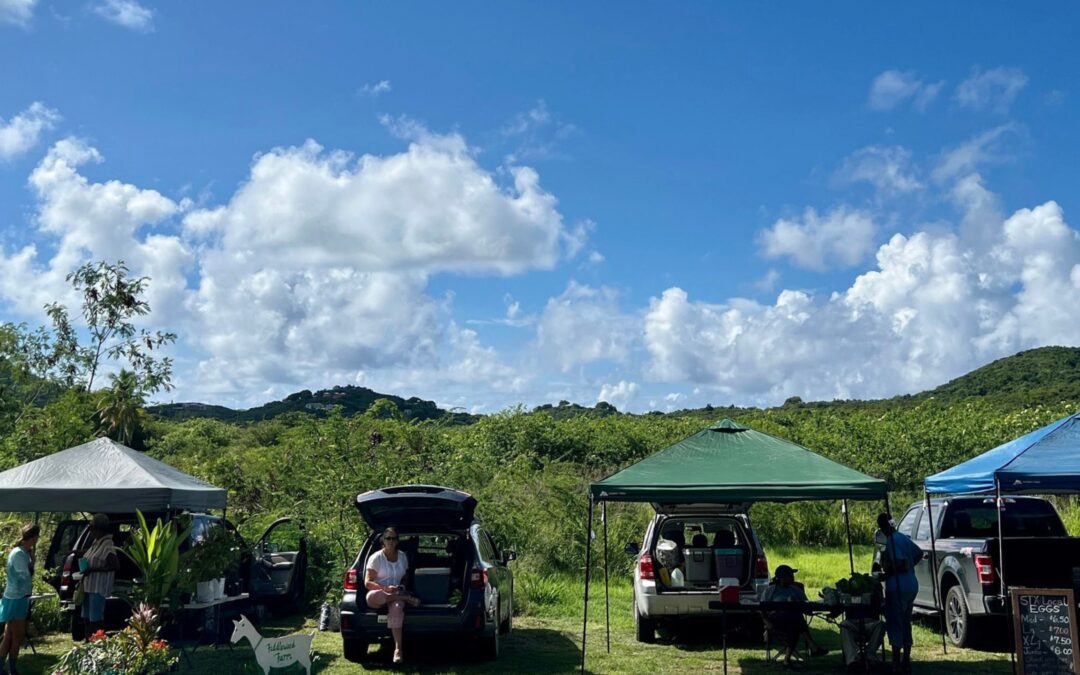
174 593 250 668
708 598 884 671
24 592 58 654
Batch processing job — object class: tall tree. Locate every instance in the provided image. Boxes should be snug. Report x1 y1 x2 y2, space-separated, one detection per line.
44 260 177 394
97 369 146 446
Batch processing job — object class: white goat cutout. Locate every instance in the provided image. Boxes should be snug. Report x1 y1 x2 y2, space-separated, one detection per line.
230 614 313 675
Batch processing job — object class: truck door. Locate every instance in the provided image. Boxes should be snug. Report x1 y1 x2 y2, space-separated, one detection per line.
911 506 939 607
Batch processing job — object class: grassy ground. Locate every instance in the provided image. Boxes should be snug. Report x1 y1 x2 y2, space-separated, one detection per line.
21 547 1013 674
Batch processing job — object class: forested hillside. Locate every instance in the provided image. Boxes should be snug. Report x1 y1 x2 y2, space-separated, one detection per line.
1 266 1077 610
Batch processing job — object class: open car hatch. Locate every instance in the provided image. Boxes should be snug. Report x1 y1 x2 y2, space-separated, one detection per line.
355 485 477 529
652 502 752 516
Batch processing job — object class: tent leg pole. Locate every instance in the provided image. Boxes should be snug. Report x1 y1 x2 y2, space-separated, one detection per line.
603 501 610 654
843 499 854 575
924 491 946 655
581 496 594 674
33 512 39 525
996 480 1015 672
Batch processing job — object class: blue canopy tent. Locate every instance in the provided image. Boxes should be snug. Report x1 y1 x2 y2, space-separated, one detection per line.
922 412 1080 656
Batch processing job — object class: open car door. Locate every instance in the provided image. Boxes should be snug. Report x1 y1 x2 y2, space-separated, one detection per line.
249 517 307 610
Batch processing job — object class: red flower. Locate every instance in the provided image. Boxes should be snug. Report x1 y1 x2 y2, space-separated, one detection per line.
90 629 107 642
151 639 168 650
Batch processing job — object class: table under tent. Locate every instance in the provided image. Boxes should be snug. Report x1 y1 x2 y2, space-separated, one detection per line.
923 411 1080 661
581 419 889 672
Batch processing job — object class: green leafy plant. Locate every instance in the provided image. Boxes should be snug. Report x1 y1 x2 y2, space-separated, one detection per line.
124 511 190 610
178 525 241 589
53 603 178 675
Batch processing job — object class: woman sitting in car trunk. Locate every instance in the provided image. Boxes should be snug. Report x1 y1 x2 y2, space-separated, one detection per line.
364 527 420 664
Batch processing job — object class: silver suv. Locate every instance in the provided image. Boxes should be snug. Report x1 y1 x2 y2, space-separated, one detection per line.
627 505 770 642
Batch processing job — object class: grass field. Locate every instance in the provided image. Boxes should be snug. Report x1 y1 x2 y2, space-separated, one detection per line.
23 547 1013 674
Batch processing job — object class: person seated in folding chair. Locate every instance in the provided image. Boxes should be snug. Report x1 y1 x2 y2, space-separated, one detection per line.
762 565 828 669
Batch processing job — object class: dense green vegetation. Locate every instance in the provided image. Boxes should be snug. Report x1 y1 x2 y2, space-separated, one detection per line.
1 262 1078 618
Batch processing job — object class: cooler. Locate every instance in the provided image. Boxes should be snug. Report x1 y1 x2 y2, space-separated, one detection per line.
413 567 451 604
714 547 744 581
683 548 714 583
717 579 740 603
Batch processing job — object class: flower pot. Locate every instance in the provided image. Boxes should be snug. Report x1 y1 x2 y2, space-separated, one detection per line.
195 580 215 603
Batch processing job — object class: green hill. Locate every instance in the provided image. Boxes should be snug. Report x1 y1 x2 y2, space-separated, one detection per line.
149 346 1080 424
918 346 1080 404
149 385 478 424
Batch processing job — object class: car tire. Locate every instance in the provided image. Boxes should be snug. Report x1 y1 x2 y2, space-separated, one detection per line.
342 637 368 663
482 610 501 660
634 598 655 643
945 585 972 648
501 604 513 635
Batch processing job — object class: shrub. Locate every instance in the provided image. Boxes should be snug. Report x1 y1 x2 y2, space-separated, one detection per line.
53 603 178 675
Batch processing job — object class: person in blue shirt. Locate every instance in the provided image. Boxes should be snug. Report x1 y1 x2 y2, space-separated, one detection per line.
0 524 40 675
877 512 923 673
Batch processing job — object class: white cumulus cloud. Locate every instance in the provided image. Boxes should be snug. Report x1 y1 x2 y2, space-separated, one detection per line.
759 206 878 271
536 281 635 372
598 380 638 408
954 67 1028 112
0 0 35 26
0 102 60 160
834 145 922 196
93 0 153 31
358 80 392 97
868 70 944 112
646 193 1080 404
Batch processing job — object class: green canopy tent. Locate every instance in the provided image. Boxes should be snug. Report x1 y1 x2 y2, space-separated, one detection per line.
580 419 890 671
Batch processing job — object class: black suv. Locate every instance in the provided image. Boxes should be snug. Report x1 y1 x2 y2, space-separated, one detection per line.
339 485 515 662
45 513 307 639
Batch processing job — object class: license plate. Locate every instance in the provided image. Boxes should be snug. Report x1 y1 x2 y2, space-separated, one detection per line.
377 615 388 624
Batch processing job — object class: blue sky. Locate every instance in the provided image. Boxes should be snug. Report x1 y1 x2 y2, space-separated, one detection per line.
2 1 1079 412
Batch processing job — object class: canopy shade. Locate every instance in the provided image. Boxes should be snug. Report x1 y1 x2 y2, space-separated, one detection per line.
590 419 888 504
925 412 1080 495
0 437 227 513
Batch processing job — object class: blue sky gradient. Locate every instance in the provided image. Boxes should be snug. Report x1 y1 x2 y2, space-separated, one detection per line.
2 2 1078 412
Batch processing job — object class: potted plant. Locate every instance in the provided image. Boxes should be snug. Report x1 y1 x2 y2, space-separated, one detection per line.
124 511 190 612
178 526 240 602
53 603 178 674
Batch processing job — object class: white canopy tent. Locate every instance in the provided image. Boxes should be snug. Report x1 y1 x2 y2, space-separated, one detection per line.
0 437 226 513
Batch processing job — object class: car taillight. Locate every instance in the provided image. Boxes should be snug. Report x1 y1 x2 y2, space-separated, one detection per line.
754 555 769 579
470 568 488 588
344 568 358 591
639 554 656 581
974 554 996 585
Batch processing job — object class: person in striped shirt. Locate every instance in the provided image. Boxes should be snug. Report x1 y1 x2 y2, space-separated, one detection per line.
78 514 120 637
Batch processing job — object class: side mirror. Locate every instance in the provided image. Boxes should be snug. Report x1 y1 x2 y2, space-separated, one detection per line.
503 550 517 563
624 541 640 555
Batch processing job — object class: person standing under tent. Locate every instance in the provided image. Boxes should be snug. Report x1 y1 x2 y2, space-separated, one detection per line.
0 524 40 675
877 512 923 673
78 514 120 638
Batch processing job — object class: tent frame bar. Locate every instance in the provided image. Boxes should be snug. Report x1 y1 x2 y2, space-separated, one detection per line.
580 496 594 674
923 491 947 654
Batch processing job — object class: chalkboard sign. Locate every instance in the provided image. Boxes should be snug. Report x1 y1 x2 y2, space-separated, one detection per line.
1011 587 1080 675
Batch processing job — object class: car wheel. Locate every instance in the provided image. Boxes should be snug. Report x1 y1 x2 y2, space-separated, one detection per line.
945 585 971 647
501 605 513 635
342 637 368 663
482 610 501 660
634 598 655 643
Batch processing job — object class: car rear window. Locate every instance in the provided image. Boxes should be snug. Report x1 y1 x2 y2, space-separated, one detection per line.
943 500 1067 538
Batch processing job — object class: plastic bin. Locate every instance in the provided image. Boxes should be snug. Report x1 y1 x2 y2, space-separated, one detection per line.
683 548 714 583
413 567 451 604
714 547 744 581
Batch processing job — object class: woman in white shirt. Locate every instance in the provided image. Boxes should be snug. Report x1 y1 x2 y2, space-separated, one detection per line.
365 527 420 664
